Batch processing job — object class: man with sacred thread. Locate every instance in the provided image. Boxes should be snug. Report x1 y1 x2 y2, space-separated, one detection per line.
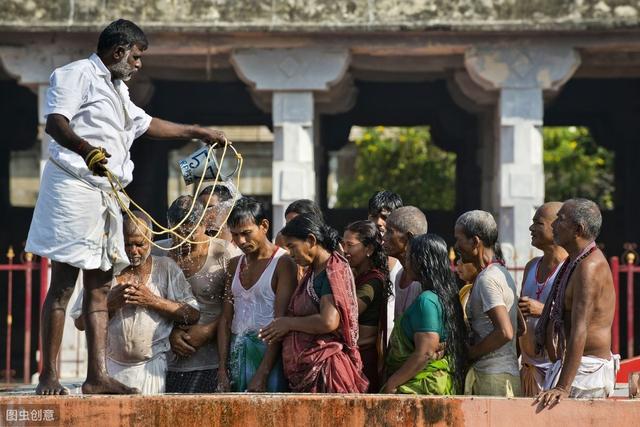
535 199 618 406
25 19 227 395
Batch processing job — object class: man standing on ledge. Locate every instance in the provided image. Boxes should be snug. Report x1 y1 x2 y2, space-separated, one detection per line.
536 199 617 406
26 19 227 395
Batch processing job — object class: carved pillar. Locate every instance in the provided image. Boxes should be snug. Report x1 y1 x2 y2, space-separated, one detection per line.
464 45 580 267
231 48 352 233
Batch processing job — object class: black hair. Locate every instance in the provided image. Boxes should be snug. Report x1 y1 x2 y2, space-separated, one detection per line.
97 19 148 55
227 196 268 229
368 190 403 215
407 233 467 393
199 184 233 203
167 195 204 227
345 220 393 299
284 199 324 221
281 213 340 253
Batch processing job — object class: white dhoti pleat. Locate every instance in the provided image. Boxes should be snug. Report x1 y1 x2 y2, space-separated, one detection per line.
107 353 168 395
26 160 129 274
544 354 620 398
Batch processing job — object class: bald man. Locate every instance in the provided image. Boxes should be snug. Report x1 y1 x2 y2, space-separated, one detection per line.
536 199 617 407
518 202 568 396
72 211 200 394
382 206 428 318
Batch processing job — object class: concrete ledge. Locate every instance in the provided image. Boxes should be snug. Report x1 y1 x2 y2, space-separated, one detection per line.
1 394 639 426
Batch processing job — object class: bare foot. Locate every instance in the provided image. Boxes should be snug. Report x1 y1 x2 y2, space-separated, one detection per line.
36 373 69 395
82 376 140 394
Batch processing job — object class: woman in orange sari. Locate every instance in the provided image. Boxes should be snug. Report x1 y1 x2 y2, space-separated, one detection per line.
259 213 368 393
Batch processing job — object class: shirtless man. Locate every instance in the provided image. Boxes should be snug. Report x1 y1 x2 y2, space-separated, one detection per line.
518 202 568 396
217 197 297 392
536 198 617 407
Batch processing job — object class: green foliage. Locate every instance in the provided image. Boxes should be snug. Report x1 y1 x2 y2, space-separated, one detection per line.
336 126 614 212
543 127 614 210
336 126 456 210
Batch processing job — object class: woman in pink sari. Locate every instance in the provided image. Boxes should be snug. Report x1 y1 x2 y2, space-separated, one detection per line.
259 214 368 393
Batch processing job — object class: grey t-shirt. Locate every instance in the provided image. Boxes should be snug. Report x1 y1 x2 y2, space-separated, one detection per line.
466 263 520 376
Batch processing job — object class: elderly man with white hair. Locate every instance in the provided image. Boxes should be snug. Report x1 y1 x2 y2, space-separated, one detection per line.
535 198 618 407
454 210 522 397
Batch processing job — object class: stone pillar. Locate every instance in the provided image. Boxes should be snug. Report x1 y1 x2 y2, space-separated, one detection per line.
464 46 580 267
271 92 315 231
231 48 351 234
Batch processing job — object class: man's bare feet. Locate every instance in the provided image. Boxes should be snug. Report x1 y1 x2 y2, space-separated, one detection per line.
82 376 140 394
36 373 69 395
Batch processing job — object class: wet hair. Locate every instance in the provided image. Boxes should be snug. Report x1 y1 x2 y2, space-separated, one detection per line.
345 220 393 298
199 184 233 203
167 195 204 227
565 198 602 240
123 210 153 237
227 196 268 229
285 199 324 221
407 233 467 392
368 190 403 216
386 206 428 236
97 19 148 55
281 213 340 253
455 210 498 249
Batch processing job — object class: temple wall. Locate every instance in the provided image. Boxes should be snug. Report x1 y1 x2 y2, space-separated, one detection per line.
0 0 639 31
1 394 639 426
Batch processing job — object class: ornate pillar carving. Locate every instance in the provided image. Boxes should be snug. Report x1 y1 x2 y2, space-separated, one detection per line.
231 48 352 233
464 45 580 267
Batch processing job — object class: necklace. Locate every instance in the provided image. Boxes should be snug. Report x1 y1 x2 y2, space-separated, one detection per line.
534 259 561 300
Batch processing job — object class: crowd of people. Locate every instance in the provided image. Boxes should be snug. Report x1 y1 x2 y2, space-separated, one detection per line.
68 186 618 405
25 19 618 407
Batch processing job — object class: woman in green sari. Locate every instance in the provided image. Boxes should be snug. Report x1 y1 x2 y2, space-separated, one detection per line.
381 233 466 394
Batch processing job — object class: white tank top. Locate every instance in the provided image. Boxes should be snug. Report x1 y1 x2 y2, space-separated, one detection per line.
519 257 564 362
522 257 562 304
230 247 287 335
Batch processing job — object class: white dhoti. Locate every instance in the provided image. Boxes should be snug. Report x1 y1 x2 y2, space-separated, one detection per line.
107 353 168 395
544 354 620 398
25 160 129 274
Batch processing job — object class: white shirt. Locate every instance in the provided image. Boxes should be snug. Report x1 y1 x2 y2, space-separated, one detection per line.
45 53 152 190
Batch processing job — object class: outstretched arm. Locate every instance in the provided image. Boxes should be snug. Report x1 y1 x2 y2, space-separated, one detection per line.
144 118 227 146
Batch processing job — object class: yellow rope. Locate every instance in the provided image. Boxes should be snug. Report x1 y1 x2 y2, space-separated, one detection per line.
102 142 243 251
